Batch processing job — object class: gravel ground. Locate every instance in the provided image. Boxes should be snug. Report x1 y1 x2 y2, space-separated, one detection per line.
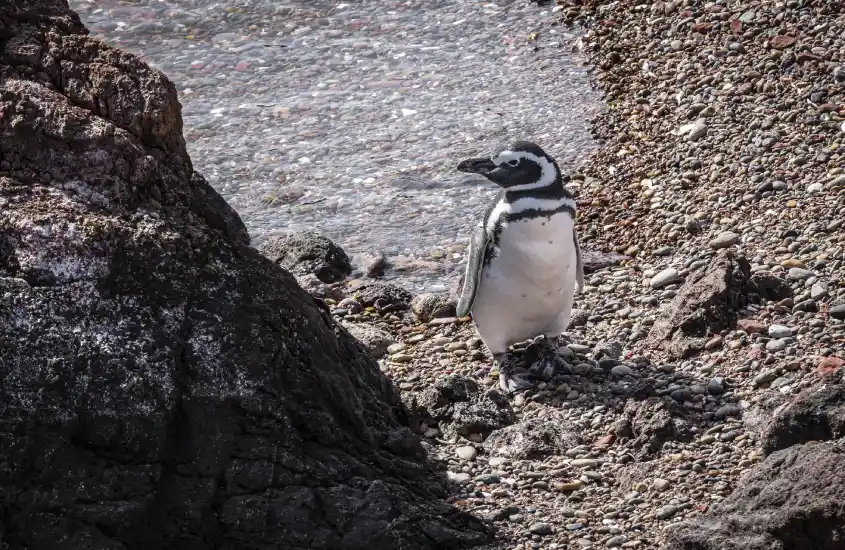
325 1 845 549
70 0 601 292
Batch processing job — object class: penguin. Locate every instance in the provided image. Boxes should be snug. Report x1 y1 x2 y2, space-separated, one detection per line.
455 140 584 393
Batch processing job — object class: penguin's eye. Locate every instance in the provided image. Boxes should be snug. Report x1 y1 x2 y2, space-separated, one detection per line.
507 159 520 167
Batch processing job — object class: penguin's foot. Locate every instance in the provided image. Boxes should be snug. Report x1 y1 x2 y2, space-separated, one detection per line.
491 353 534 394
528 335 570 380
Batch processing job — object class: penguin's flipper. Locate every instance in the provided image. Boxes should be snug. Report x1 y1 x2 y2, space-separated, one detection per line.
456 225 488 317
573 227 584 293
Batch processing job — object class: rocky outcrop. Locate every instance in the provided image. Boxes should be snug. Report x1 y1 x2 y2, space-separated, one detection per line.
258 230 352 283
664 440 845 550
646 252 753 359
758 371 845 455
0 1 489 548
483 417 581 460
402 376 515 440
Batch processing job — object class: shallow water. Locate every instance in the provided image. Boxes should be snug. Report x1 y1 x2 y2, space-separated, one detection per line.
72 0 601 291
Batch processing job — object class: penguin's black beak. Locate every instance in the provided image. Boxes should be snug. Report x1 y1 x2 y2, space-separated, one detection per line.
457 157 496 175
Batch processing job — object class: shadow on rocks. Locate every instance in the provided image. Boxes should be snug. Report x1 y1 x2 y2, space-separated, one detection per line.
663 369 845 550
402 375 516 440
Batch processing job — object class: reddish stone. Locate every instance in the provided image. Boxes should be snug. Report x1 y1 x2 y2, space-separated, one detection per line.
730 18 742 35
692 22 713 33
770 35 796 49
737 319 766 334
815 356 845 377
595 434 615 448
747 348 765 360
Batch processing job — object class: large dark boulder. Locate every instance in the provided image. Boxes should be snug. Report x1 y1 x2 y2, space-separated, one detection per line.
664 440 845 550
0 2 489 549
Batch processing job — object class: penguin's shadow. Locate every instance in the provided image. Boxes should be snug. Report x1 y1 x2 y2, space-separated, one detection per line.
498 343 741 450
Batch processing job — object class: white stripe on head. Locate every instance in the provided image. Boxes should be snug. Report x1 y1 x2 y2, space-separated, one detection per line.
485 196 576 234
492 150 558 192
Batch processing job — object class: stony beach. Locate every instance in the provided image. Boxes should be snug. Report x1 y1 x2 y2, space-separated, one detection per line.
272 1 845 548
16 0 843 548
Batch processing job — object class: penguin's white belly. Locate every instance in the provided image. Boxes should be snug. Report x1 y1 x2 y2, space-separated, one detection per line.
472 213 577 353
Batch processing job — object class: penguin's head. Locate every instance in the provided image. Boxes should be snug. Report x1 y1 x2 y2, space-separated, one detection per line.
457 140 561 192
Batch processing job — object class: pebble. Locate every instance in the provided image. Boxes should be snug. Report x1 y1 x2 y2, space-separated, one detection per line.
650 268 681 289
447 472 471 484
387 343 407 354
610 365 633 377
810 282 829 301
529 523 553 536
656 505 678 520
456 445 477 461
554 481 584 492
709 231 740 249
687 119 708 141
768 324 793 339
707 377 725 395
653 478 671 492
571 459 599 468
606 536 627 547
765 339 788 352
831 304 845 320
788 268 813 280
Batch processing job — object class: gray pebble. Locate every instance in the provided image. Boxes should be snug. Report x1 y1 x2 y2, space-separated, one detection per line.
650 268 681 289
656 505 678 520
529 522 553 536
709 231 740 249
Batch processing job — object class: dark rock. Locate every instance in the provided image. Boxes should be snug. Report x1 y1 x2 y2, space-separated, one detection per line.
645 251 753 359
361 251 390 278
294 273 345 301
664 440 845 550
749 271 794 302
0 2 490 548
759 373 845 455
482 416 581 459
352 282 414 310
341 322 394 358
411 292 457 322
623 398 687 455
742 390 789 435
258 230 352 283
831 304 845 320
581 249 629 274
707 377 725 395
402 375 515 440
